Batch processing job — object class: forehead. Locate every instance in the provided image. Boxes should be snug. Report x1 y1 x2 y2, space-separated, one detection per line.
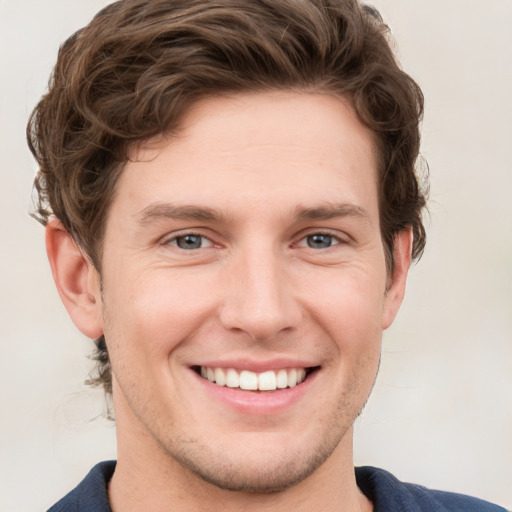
117 91 379 221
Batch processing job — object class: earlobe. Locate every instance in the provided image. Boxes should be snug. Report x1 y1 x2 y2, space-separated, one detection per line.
382 228 413 329
45 219 103 339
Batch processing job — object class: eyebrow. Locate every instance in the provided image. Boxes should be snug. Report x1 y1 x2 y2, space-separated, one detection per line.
136 201 373 226
136 203 227 224
294 202 373 225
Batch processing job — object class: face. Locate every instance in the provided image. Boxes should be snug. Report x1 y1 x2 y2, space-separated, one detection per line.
91 92 408 492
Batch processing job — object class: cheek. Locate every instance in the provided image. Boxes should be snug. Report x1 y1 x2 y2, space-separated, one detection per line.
305 269 386 342
102 270 215 364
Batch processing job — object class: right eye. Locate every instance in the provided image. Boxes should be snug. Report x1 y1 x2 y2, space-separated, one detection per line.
166 234 214 250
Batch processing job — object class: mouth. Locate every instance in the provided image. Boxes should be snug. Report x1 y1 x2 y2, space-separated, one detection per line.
193 366 319 391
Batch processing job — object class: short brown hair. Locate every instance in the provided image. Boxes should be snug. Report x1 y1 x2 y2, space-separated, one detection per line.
28 0 427 395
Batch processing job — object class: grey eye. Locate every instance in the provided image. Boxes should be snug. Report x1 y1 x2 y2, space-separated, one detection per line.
306 234 334 249
175 234 204 250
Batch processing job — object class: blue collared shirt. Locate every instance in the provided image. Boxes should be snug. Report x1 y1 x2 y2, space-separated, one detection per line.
46 461 508 511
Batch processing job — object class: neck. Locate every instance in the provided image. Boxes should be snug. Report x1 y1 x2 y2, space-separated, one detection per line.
109 424 372 512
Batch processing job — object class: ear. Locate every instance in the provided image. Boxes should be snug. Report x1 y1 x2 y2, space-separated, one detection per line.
45 219 103 339
382 228 413 329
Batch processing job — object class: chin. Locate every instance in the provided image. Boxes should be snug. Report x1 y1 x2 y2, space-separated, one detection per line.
163 426 348 493
174 451 325 493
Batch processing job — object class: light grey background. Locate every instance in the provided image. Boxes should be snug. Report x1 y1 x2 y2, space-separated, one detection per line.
1 1 511 510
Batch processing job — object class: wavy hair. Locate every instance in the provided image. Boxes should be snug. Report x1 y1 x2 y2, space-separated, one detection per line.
27 0 427 395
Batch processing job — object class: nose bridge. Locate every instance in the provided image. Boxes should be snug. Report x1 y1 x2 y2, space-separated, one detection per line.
220 240 300 340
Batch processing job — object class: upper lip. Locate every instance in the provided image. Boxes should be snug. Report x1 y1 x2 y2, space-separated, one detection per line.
191 358 319 373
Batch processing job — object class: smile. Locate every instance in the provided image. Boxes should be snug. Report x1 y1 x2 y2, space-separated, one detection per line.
197 366 312 391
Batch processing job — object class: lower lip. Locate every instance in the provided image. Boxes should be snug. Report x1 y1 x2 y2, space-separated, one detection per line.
192 369 318 415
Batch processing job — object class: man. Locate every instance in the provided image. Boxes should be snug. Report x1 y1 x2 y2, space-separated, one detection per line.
27 0 507 511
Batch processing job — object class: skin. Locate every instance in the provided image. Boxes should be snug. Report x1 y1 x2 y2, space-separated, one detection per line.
47 91 411 512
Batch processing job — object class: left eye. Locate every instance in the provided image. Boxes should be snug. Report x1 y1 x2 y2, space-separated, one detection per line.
168 234 213 250
299 233 341 249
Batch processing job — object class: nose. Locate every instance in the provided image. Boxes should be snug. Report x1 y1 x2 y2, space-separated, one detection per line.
219 245 302 342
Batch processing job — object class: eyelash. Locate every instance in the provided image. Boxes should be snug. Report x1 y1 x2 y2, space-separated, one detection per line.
164 230 347 251
165 233 214 250
295 231 346 249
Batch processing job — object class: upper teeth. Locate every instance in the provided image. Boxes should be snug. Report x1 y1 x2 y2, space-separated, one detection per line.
200 367 307 391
